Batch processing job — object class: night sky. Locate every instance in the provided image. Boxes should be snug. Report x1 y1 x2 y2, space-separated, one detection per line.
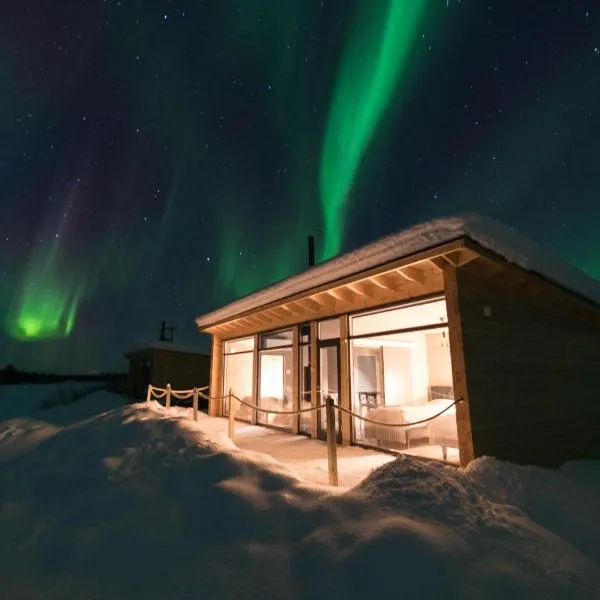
1 1 599 374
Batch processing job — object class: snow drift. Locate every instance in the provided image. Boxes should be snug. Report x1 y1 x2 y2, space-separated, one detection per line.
0 390 599 599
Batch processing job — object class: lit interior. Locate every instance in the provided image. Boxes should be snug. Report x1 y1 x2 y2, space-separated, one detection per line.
350 299 459 463
221 298 460 464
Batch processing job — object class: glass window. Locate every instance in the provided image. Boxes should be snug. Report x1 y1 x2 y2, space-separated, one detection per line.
351 298 447 337
223 352 254 419
318 318 340 340
350 327 458 463
224 337 255 354
260 329 293 349
257 347 294 430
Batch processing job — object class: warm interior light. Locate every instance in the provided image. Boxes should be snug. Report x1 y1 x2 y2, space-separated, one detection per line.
354 338 416 348
260 354 284 398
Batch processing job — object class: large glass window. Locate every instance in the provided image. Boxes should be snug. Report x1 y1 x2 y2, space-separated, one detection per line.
350 299 458 464
351 298 448 337
224 337 255 353
319 318 340 340
260 329 293 349
223 352 254 420
257 330 293 430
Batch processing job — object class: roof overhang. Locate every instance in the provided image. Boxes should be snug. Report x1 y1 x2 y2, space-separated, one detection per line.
197 237 477 338
196 213 600 340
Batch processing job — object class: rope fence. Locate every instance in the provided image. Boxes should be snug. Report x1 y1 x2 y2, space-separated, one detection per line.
146 383 463 487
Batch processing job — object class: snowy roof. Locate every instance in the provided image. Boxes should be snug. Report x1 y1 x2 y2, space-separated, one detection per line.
125 342 209 357
196 214 600 328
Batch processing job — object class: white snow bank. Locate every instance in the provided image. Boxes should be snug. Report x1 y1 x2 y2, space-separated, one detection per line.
1 395 599 599
0 381 118 423
196 213 600 327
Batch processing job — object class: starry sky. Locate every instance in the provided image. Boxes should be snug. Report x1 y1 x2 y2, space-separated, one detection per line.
1 0 599 374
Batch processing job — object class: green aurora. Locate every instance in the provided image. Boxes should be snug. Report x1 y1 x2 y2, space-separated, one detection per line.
5 238 85 341
319 0 428 260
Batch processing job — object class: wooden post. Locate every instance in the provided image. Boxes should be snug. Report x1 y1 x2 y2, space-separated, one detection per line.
309 320 318 438
209 336 224 416
192 388 198 421
251 334 259 425
443 264 475 466
166 383 171 409
291 326 299 435
326 396 339 486
339 314 352 445
228 389 236 441
145 385 152 403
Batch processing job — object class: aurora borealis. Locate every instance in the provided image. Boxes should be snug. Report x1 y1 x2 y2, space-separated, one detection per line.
1 1 600 372
320 0 426 260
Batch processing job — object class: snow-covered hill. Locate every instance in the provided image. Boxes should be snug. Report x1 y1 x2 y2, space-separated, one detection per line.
0 386 599 599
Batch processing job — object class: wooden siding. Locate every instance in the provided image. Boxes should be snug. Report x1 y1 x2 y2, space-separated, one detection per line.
456 268 600 467
150 350 210 391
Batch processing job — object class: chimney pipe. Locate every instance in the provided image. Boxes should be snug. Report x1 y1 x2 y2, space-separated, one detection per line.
307 235 315 267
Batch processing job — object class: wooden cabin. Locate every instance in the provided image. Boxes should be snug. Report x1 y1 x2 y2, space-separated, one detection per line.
195 215 600 468
124 342 210 400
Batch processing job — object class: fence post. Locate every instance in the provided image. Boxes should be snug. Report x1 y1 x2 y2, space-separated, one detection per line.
192 387 198 421
166 384 171 409
326 396 339 487
145 385 152 403
228 388 236 441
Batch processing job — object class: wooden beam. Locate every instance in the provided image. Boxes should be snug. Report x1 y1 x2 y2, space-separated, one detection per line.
310 293 336 307
297 297 321 311
328 287 355 303
284 302 306 315
369 273 401 290
397 265 426 285
349 280 379 297
429 257 447 272
238 317 256 328
252 313 273 325
443 249 479 268
267 307 290 319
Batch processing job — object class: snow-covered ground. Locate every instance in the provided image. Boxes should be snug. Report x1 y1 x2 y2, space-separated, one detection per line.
1 384 600 599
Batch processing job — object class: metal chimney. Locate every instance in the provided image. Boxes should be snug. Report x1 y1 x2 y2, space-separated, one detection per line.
307 235 315 267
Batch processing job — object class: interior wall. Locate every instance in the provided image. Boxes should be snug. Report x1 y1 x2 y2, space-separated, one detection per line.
425 332 453 388
382 346 412 406
224 352 253 400
410 338 429 404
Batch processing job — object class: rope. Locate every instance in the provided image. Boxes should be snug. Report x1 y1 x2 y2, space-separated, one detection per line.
151 385 461 429
197 391 230 402
336 398 463 428
148 385 209 395
170 391 195 400
231 393 326 415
